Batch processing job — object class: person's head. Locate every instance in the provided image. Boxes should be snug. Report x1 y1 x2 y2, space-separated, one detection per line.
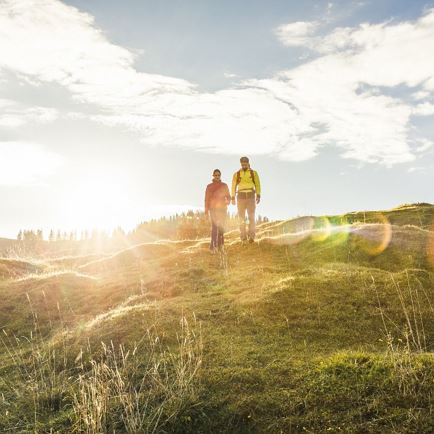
240 156 249 170
212 169 221 181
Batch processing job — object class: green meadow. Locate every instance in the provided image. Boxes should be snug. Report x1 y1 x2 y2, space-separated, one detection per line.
0 204 433 433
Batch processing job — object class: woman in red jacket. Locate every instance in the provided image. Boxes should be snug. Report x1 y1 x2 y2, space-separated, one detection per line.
204 169 231 253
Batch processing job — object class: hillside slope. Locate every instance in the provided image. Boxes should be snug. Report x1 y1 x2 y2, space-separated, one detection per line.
0 237 17 255
0 205 433 433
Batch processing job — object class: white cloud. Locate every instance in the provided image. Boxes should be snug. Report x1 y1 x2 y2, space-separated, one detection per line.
274 21 320 47
407 166 428 174
412 89 431 100
91 87 306 158
1 0 434 166
413 138 433 153
245 62 416 165
277 10 434 91
0 142 63 185
0 0 194 106
413 102 434 116
265 9 434 163
0 99 57 127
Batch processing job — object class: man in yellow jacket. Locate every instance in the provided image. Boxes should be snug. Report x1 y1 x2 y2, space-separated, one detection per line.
231 156 261 243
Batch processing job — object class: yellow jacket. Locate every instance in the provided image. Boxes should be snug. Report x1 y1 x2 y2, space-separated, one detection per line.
231 169 261 198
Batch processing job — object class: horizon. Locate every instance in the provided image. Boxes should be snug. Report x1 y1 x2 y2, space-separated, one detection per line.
1 0 434 239
2 201 431 241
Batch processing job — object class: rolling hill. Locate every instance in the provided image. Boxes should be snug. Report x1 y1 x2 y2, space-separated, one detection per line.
0 204 433 433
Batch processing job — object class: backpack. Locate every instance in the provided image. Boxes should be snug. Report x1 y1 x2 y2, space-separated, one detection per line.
236 169 256 188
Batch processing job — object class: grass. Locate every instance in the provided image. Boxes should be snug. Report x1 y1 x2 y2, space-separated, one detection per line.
0 313 202 433
0 204 433 433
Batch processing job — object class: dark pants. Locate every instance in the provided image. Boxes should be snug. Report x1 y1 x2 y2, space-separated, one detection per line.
237 196 256 240
210 208 227 249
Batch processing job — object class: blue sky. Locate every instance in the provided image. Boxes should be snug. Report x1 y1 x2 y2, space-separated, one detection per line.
67 0 431 89
0 0 433 238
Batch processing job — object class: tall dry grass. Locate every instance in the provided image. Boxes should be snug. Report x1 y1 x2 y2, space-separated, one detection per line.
371 271 433 353
72 316 202 434
370 271 434 398
0 293 202 433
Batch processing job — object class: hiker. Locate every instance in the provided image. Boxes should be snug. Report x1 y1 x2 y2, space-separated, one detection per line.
231 156 261 243
204 169 231 253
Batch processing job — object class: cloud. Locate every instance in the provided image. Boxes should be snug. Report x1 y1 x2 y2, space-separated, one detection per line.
245 64 415 165
0 0 194 105
0 142 63 186
1 0 434 166
276 10 434 91
90 87 307 158
0 99 57 127
274 21 320 47
413 102 434 116
265 9 434 163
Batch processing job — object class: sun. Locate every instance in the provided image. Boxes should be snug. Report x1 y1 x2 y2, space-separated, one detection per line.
61 167 134 233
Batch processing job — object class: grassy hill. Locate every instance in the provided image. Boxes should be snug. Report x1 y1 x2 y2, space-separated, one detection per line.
0 237 17 256
0 205 433 433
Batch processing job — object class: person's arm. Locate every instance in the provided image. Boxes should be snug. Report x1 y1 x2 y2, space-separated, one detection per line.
204 185 210 214
254 171 261 204
231 172 237 201
224 183 231 205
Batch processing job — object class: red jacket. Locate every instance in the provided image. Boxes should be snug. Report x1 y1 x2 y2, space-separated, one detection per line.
205 181 231 213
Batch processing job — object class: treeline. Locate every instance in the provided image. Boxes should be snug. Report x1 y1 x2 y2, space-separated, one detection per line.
16 229 114 242
11 227 125 257
16 211 269 244
16 230 44 242
130 211 269 243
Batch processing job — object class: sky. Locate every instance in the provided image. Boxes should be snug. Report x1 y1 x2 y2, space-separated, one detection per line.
0 0 433 238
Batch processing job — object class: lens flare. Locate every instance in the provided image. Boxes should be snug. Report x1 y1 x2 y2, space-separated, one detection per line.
261 216 314 245
353 213 392 256
311 216 332 242
328 216 350 245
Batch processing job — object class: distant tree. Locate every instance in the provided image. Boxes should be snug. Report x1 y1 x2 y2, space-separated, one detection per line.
23 230 37 243
49 230 55 242
112 226 126 239
17 230 23 241
129 209 248 242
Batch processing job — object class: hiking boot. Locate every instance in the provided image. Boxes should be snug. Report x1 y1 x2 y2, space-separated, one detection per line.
248 237 255 244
